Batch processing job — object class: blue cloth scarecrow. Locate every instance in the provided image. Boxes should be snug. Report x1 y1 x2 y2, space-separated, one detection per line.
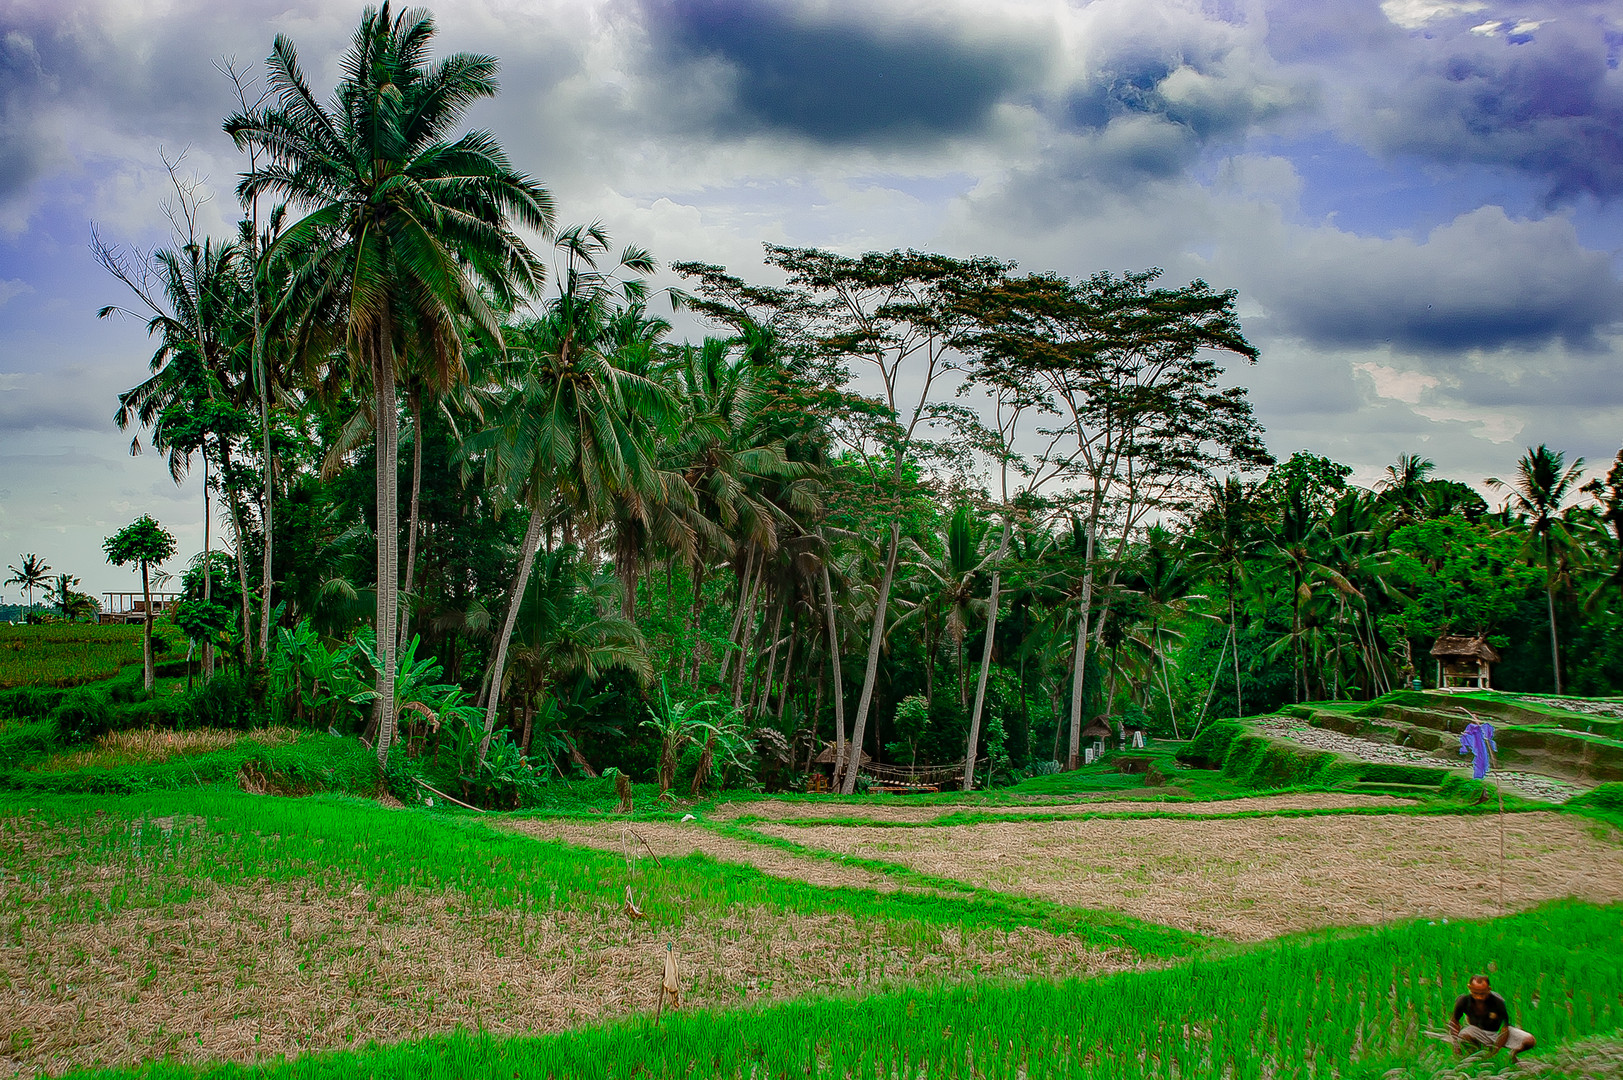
1459 719 1496 780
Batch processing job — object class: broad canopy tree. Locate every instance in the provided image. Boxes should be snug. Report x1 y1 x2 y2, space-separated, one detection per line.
104 515 177 693
955 269 1269 767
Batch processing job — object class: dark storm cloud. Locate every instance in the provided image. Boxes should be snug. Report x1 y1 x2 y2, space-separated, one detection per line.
640 0 1040 143
1266 0 1623 204
1248 207 1623 354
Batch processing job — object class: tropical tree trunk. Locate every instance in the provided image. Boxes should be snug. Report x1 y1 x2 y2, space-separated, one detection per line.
820 560 848 784
373 337 402 767
841 520 900 794
219 443 255 659
717 547 757 685
398 394 424 659
141 561 155 693
731 559 766 707
963 523 1009 791
754 598 785 720
686 559 707 686
202 450 214 682
1155 624 1180 738
1547 581 1563 695
1229 581 1242 717
1067 520 1097 769
775 627 796 726
479 508 546 764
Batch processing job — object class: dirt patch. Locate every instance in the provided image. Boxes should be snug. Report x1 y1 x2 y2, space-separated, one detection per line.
502 819 913 894
712 791 1417 824
755 813 1623 941
0 870 1134 1077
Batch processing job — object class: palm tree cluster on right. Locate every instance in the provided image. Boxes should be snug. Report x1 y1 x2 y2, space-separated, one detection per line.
79 3 1623 799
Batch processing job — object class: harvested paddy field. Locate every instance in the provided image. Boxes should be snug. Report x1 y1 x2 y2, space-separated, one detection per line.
754 811 1623 940
1 811 1136 1078
712 791 1416 823
502 818 914 894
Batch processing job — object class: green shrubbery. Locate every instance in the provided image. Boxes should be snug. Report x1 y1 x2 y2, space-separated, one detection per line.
1220 732 1360 789
0 729 377 795
1569 781 1623 811
1175 721 1243 769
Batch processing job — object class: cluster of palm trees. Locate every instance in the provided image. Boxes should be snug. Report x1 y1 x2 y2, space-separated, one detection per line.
4 556 101 622
96 5 1623 791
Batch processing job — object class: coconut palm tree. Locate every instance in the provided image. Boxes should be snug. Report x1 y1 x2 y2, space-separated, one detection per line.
6 554 52 615
226 3 552 764
469 225 672 763
1488 445 1587 694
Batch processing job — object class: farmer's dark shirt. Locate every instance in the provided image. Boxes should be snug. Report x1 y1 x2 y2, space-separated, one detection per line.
1453 992 1509 1032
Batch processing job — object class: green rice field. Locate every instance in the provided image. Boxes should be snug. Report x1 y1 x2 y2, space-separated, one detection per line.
0 624 179 689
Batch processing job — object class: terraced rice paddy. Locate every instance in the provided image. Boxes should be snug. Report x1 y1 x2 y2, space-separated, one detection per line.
3 781 1621 1078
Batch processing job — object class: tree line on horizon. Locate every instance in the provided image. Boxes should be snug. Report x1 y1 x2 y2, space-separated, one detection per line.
76 4 1623 797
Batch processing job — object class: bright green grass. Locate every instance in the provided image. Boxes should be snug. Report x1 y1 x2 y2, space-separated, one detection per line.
0 788 1203 956
0 622 182 689
55 903 1623 1080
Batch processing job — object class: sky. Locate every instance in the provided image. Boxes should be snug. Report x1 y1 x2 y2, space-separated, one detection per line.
1 0 1621 600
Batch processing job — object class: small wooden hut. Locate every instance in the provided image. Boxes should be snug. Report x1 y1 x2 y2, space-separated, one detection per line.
809 741 870 792
1081 718 1113 763
1429 635 1500 690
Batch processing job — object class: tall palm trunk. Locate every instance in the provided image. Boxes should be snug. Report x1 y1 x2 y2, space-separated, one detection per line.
398 394 424 659
775 628 796 725
685 559 707 686
480 508 546 763
249 227 272 664
216 442 254 664
820 560 848 783
1067 519 1097 769
1155 624 1180 738
730 559 766 707
1546 538 1563 694
717 547 757 685
202 450 214 682
141 560 155 693
1228 576 1242 717
841 520 900 794
373 331 402 766
753 597 785 719
963 522 1009 791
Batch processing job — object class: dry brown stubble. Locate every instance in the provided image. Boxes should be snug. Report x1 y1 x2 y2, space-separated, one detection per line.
710 791 1415 823
501 819 913 894
31 727 302 772
0 825 1135 1078
754 812 1623 941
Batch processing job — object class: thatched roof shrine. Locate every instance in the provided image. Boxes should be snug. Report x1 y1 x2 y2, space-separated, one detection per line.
1429 636 1501 663
812 742 871 766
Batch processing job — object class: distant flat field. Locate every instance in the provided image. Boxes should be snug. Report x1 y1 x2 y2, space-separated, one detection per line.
754 811 1623 940
710 791 1417 823
0 624 174 689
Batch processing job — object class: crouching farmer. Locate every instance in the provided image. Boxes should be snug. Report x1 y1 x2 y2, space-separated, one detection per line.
1450 975 1536 1063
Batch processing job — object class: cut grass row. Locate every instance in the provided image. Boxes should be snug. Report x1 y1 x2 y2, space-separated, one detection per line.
54 902 1623 1080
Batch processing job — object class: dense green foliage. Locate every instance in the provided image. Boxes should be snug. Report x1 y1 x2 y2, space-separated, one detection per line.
65 5 1621 803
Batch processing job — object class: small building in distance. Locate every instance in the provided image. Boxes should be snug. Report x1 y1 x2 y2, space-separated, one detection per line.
1081 718 1113 763
1429 635 1500 691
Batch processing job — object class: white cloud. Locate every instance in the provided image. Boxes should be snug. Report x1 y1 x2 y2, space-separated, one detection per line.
1352 362 1441 405
1381 0 1488 30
